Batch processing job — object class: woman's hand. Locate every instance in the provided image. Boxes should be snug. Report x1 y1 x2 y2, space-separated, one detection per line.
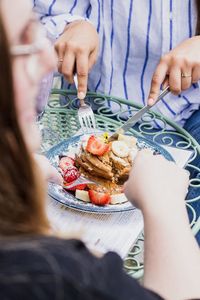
148 36 200 105
34 154 63 185
55 20 99 99
124 150 189 213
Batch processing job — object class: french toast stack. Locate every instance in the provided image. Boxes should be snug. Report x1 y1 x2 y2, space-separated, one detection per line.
75 134 138 195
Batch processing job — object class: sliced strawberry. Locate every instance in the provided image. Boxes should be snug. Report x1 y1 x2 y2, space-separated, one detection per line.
63 166 79 183
88 190 111 206
59 156 75 172
86 135 110 156
70 184 87 191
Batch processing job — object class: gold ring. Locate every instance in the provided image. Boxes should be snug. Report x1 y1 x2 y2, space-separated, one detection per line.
181 73 192 78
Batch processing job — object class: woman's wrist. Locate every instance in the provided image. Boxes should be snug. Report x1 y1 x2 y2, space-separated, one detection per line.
141 196 189 226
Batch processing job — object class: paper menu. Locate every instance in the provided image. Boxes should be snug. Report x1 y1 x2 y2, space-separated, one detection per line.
47 200 143 258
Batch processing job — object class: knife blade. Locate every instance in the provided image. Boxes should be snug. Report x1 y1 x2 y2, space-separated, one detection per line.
108 86 170 142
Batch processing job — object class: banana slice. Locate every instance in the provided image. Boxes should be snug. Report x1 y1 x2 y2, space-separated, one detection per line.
110 193 128 204
118 134 137 148
111 141 129 158
75 190 90 202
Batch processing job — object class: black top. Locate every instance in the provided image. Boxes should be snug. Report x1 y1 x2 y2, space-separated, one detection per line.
0 236 162 300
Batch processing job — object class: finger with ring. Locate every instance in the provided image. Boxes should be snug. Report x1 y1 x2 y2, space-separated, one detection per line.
181 73 192 78
181 72 192 90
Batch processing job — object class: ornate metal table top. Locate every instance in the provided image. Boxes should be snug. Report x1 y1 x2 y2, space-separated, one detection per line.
40 87 200 278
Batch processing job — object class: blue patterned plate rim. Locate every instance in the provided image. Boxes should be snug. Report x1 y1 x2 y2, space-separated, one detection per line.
46 134 174 213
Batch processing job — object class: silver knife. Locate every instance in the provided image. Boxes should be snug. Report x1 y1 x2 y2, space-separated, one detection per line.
108 86 170 141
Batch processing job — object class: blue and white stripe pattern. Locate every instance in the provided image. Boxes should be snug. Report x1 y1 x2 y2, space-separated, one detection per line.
33 0 199 126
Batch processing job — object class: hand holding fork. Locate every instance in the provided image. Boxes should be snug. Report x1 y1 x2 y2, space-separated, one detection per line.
74 74 96 133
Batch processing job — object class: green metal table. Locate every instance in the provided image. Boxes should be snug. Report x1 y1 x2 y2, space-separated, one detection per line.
40 88 200 279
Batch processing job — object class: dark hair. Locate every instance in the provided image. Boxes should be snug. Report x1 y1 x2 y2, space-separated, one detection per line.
0 13 49 235
196 0 200 35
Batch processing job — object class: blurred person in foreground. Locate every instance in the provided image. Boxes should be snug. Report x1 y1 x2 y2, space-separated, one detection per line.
0 0 199 299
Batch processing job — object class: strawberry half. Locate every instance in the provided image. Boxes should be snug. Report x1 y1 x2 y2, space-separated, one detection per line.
59 156 75 172
88 190 111 206
63 166 79 183
86 135 110 156
63 183 86 191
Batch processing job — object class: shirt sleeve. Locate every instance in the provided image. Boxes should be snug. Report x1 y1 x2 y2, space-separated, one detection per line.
87 251 164 300
32 1 89 41
53 239 164 300
34 12 86 41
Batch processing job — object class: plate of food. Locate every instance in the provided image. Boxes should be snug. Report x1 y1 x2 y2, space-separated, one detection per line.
46 132 174 213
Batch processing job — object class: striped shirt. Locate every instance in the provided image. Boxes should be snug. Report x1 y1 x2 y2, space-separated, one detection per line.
33 0 200 126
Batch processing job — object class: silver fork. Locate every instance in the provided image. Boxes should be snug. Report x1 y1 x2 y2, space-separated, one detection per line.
63 175 99 189
74 74 96 133
49 175 98 190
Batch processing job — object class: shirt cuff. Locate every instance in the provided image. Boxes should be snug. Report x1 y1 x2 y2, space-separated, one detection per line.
39 14 88 41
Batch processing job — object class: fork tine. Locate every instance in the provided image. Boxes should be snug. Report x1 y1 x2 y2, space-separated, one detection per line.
89 108 96 128
84 117 90 132
78 115 86 133
79 113 96 133
79 115 88 133
82 115 90 131
85 118 91 133
88 115 96 132
85 116 92 129
88 114 96 129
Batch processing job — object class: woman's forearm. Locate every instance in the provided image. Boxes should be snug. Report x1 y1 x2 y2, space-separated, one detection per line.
143 199 200 300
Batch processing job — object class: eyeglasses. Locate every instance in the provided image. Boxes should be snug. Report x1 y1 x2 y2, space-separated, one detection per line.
10 18 50 82
10 39 47 56
10 17 48 57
